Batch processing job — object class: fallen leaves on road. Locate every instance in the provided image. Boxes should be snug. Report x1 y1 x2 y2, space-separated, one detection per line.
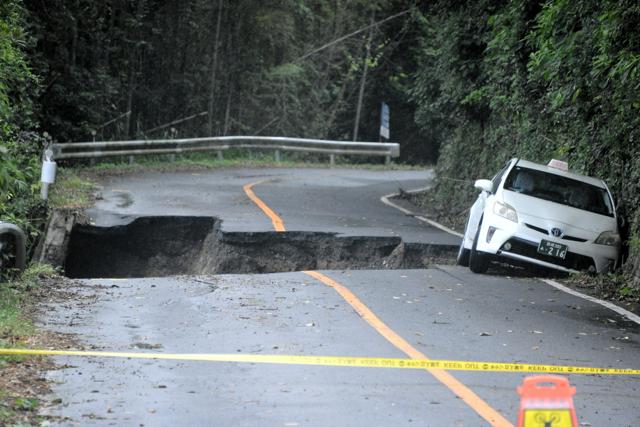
131 342 163 350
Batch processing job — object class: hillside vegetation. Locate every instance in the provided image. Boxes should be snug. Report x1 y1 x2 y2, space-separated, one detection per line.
0 1 45 253
411 0 640 293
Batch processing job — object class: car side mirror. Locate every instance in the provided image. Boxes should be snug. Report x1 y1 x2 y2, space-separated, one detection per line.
474 179 492 193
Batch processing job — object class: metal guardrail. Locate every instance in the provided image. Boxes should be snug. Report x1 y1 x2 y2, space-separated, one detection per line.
51 136 400 165
0 222 27 272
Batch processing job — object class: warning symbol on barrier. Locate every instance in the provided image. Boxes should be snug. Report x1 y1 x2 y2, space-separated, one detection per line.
523 409 573 426
517 375 578 427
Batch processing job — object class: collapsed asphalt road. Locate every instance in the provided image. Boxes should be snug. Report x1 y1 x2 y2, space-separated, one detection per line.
64 168 459 278
65 215 450 278
39 167 640 426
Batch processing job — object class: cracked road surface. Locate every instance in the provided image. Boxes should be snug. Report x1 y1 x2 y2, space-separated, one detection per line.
41 167 640 426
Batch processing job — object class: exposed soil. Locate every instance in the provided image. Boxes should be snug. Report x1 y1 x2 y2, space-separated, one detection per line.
64 216 458 278
403 189 467 233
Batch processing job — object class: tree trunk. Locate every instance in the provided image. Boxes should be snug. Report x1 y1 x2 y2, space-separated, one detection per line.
223 90 232 135
69 0 79 67
207 0 224 136
353 12 375 142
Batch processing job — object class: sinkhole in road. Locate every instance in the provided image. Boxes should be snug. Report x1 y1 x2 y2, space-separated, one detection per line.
64 216 457 278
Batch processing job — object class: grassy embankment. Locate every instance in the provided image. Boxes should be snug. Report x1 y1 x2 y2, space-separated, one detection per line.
61 150 421 174
0 162 97 425
0 264 56 426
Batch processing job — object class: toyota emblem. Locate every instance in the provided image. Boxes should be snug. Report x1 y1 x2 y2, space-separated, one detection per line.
551 227 563 237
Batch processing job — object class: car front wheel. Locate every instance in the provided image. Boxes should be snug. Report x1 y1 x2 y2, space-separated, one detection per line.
456 220 470 267
469 220 489 274
457 242 470 267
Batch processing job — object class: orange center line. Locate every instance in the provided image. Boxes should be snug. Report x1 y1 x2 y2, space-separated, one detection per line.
303 270 513 427
243 181 286 232
243 180 513 427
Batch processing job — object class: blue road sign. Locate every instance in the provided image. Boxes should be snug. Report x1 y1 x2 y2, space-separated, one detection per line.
380 102 390 139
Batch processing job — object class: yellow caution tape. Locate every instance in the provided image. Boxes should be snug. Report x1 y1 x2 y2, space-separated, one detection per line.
1 348 639 375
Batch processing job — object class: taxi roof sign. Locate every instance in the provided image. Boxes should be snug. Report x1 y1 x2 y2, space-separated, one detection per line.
547 159 569 171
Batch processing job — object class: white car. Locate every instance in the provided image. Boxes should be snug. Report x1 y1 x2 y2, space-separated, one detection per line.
457 158 620 274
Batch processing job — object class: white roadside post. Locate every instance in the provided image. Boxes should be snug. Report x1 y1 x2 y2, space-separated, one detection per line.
41 149 57 200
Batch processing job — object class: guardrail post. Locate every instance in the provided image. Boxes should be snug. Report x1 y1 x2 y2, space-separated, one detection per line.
217 150 224 161
385 155 391 166
330 154 335 167
129 155 135 165
275 150 281 163
0 222 27 273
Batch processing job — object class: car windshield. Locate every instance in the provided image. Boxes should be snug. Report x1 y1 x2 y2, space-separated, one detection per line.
503 166 614 217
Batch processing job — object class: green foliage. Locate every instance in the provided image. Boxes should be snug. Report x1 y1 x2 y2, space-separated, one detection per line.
0 2 44 266
411 0 640 286
0 394 42 427
48 168 95 209
0 286 32 346
0 0 38 134
0 264 55 363
0 294 31 350
13 397 37 411
9 262 55 292
0 137 46 251
0 265 55 427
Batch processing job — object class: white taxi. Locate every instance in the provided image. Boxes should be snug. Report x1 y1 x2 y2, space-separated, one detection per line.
457 158 620 274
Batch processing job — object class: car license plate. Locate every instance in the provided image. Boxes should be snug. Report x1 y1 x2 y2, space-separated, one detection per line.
537 239 568 259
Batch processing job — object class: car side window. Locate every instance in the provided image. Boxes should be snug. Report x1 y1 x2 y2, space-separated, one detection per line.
491 161 511 193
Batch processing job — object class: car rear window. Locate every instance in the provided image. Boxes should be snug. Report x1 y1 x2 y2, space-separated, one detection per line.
503 166 614 217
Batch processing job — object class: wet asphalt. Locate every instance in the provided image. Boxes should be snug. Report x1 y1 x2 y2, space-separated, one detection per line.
87 168 459 245
41 167 640 426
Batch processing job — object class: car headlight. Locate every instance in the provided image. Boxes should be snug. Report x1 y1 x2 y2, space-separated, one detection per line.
493 201 518 222
594 231 621 246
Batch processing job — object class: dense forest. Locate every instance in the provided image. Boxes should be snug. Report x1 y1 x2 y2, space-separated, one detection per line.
1 1 639 289
24 0 424 151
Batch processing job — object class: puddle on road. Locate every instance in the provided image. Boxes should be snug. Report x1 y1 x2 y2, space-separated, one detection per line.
112 191 134 208
64 216 457 278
